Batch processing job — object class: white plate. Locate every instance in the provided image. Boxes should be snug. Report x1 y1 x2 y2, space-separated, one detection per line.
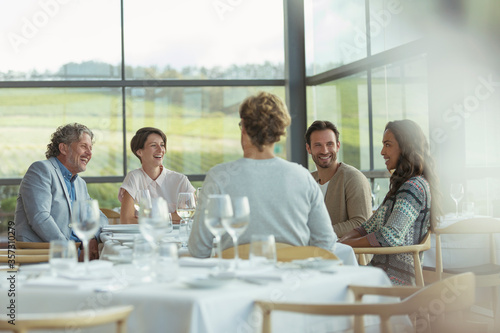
108 234 137 242
183 277 229 289
291 258 342 269
58 261 114 280
102 224 141 233
105 255 132 264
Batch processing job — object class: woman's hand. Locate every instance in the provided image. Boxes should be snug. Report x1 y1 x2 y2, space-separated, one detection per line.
338 229 361 243
120 190 139 224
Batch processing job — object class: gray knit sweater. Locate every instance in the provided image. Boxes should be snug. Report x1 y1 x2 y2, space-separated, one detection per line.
188 157 337 258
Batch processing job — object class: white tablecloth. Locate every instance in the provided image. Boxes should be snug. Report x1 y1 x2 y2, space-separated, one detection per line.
423 214 500 268
100 231 359 266
0 263 409 333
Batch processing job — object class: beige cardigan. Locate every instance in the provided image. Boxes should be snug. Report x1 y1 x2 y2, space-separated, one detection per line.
311 163 372 237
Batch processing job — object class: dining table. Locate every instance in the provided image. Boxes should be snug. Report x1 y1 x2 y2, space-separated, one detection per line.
0 258 410 333
422 214 500 269
98 224 360 266
0 223 413 332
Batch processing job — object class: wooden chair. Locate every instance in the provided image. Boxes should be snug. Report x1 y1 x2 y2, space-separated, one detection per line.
15 241 50 249
433 217 500 323
221 242 292 259
353 231 431 287
276 246 339 262
0 254 49 264
255 272 475 333
0 305 134 333
0 249 50 255
101 208 121 225
15 241 81 250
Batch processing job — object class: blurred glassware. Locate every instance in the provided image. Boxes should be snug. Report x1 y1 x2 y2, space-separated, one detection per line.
71 199 100 272
249 234 276 267
204 194 232 271
223 196 250 269
450 183 464 218
49 239 77 277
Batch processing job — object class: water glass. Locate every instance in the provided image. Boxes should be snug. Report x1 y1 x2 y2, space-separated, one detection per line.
249 234 276 267
132 235 154 279
156 242 179 282
177 222 190 247
462 201 475 218
49 240 77 276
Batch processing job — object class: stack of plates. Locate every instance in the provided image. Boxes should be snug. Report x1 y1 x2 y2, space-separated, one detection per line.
101 224 140 234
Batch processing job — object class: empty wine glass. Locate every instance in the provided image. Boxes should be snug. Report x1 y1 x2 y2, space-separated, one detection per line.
223 196 250 269
450 183 464 218
195 187 202 204
71 199 100 272
135 189 152 218
372 182 380 209
138 197 172 249
204 194 232 271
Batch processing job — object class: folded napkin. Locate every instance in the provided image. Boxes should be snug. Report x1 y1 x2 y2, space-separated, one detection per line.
214 266 285 281
178 257 230 268
23 276 78 288
101 224 141 233
236 269 285 281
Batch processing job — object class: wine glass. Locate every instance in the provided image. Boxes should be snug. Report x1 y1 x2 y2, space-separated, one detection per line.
135 189 152 217
71 199 100 272
138 197 172 249
176 192 196 247
204 194 233 271
372 182 380 209
195 187 202 205
450 183 464 218
223 196 250 269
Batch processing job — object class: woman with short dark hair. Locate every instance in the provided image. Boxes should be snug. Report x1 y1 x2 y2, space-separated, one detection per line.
118 127 194 224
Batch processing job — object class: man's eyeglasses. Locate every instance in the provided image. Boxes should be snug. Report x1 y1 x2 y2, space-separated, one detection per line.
238 121 242 130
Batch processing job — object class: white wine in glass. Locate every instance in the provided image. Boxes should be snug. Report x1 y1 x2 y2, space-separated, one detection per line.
450 183 464 218
204 194 232 271
71 200 100 272
177 192 196 221
177 192 196 247
223 196 250 269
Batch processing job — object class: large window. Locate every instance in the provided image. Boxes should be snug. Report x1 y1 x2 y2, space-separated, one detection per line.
0 0 286 234
306 72 369 171
1 0 499 238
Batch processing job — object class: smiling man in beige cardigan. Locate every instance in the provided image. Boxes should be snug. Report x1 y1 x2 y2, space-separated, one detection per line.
305 120 372 237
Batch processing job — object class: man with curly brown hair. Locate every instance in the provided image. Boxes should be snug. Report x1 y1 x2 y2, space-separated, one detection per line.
188 92 337 258
15 123 107 259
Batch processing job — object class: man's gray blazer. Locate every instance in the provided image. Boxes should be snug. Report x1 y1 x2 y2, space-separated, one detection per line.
14 157 107 242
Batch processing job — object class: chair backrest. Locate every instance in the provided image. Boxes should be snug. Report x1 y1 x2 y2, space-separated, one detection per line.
255 272 475 333
101 208 121 224
0 305 133 333
0 249 50 255
15 241 50 249
0 254 50 264
276 246 338 262
15 241 81 250
435 217 500 279
354 230 431 287
221 242 292 259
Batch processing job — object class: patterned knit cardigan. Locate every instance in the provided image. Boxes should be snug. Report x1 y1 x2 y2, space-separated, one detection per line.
356 176 431 286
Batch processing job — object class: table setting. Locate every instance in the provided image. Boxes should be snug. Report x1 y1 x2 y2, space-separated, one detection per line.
1 249 402 333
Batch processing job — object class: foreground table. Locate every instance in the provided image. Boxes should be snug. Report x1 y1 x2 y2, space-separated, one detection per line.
100 228 359 266
0 261 408 333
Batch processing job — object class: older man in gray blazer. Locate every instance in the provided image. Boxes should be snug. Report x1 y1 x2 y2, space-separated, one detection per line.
15 123 107 258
